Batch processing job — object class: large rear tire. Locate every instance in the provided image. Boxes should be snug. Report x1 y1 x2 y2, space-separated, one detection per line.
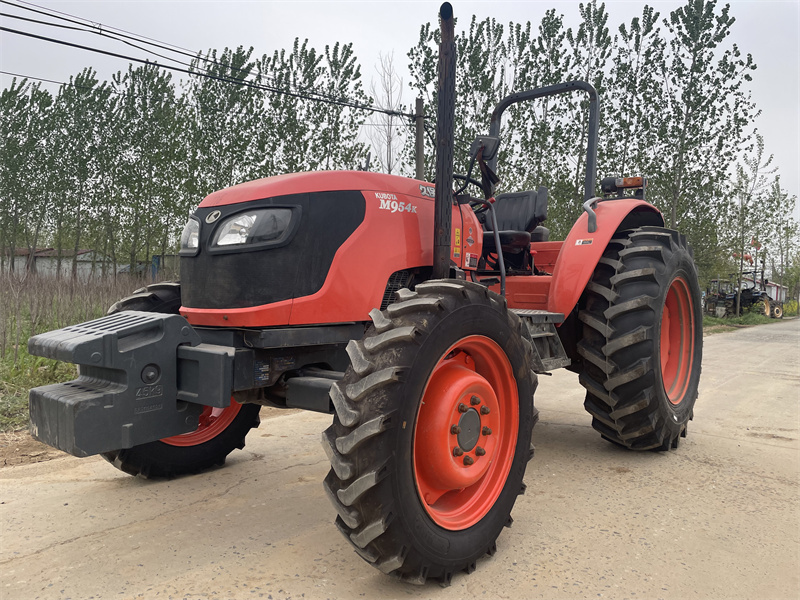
578 227 702 450
322 280 536 584
102 282 261 478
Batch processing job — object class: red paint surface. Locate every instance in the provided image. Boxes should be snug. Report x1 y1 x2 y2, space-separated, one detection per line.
547 200 662 316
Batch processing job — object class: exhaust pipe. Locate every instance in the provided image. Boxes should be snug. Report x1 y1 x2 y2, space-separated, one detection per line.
432 2 456 280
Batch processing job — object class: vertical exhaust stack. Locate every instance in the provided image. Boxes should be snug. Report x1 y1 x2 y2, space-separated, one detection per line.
432 2 456 280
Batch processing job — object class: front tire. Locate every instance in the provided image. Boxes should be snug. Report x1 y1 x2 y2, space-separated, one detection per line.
578 227 703 450
102 282 261 478
322 280 536 584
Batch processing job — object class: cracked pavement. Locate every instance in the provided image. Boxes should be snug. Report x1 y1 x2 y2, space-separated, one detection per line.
1 319 798 599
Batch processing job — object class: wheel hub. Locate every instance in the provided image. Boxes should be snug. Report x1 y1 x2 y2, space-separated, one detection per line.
415 361 497 491
413 335 520 530
457 408 481 451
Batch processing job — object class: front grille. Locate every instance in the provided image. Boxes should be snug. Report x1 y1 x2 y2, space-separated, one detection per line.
380 270 412 310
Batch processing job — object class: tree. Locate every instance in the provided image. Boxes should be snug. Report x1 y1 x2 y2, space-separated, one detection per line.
367 53 406 175
563 0 612 222
113 63 188 276
728 134 775 315
0 78 53 275
763 177 799 301
51 69 115 280
503 10 577 236
650 0 757 232
312 42 370 171
603 5 666 181
186 46 264 197
258 39 324 175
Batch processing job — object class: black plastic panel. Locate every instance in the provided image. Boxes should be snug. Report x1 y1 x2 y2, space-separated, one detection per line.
181 191 366 309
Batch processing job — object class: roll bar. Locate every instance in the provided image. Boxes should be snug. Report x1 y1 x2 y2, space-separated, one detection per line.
487 81 600 202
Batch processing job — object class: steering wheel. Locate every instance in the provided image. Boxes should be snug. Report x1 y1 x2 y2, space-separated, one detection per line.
453 174 490 212
453 173 483 191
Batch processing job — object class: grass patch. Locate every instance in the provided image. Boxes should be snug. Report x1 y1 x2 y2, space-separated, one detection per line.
0 358 76 431
0 273 149 432
703 312 775 327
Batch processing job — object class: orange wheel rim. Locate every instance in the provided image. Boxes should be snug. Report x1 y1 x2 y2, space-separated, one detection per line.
660 277 695 405
161 399 243 446
413 336 519 530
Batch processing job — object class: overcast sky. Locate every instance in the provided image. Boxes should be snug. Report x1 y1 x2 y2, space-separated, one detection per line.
1 1 798 217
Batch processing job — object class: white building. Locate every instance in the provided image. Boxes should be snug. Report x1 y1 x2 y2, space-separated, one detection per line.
8 248 112 279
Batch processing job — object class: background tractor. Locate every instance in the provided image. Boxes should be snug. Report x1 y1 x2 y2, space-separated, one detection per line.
27 3 702 584
704 268 783 318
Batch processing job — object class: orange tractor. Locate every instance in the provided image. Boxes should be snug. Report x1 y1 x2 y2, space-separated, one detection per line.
28 3 702 584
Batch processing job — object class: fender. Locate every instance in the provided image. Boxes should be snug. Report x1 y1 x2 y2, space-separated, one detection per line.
547 199 664 318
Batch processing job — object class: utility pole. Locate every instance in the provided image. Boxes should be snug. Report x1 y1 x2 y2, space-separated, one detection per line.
415 97 424 180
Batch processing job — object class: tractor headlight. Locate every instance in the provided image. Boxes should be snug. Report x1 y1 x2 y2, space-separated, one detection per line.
212 208 295 249
179 217 200 256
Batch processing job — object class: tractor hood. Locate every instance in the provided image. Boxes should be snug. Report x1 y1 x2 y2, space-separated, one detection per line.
199 171 432 209
178 171 459 329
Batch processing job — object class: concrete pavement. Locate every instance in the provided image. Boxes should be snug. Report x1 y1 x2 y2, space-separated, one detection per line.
2 319 798 599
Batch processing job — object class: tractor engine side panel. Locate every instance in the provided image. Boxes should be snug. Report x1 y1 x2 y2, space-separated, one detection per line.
289 188 440 326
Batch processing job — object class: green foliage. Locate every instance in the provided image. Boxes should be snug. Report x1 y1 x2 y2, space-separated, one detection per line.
783 300 798 317
702 311 774 327
0 359 75 431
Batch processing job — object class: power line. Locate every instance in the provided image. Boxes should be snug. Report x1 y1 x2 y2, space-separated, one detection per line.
1 0 398 114
2 0 294 91
1 25 416 119
0 69 416 134
0 69 225 116
1 0 241 74
11 0 197 53
0 10 204 70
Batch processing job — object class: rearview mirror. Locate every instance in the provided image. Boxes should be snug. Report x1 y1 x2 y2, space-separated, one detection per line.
469 136 501 161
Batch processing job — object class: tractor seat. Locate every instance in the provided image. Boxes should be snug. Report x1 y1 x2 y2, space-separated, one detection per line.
479 187 549 253
482 230 531 254
480 187 548 233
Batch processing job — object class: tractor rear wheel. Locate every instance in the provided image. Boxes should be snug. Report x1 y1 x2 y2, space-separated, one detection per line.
322 280 536 584
578 227 702 450
101 282 261 478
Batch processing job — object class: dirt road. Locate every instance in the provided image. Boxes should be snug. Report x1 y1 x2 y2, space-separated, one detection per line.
2 320 798 600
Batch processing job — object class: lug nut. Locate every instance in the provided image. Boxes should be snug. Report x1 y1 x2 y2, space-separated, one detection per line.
458 403 468 413
480 406 490 415
453 447 464 457
482 426 492 436
470 395 481 406
463 455 474 466
450 425 461 435
475 446 486 456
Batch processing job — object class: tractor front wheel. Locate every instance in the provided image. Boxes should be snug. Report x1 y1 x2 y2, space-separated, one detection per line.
322 280 536 584
101 282 261 478
578 227 703 450
771 303 784 319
